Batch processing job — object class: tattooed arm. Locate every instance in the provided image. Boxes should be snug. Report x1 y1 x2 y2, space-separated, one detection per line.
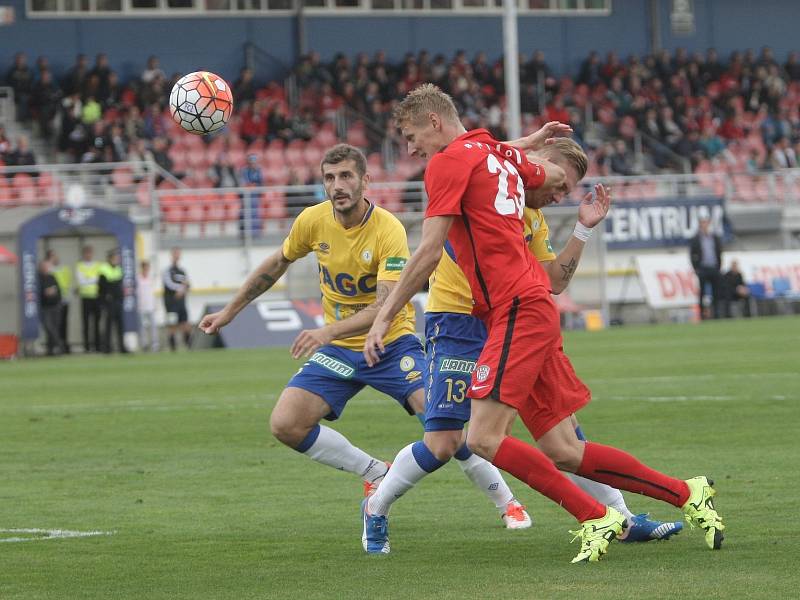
540 240 584 295
198 247 292 334
290 281 397 359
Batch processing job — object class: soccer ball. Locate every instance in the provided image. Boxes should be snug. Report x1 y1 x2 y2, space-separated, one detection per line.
169 71 234 135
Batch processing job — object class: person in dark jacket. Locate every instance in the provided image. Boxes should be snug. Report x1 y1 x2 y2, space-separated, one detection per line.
722 260 751 318
38 258 64 356
98 248 128 353
689 215 723 319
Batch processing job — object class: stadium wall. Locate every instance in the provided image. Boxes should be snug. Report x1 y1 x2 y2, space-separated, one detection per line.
1 0 798 85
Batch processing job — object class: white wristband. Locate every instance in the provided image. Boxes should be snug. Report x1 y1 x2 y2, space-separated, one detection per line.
572 222 593 242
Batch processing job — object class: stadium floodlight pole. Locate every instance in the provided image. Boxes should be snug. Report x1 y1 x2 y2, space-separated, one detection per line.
502 0 521 141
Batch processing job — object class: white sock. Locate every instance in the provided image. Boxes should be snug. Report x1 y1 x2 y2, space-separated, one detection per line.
567 472 635 520
302 425 387 482
368 443 431 516
457 454 515 512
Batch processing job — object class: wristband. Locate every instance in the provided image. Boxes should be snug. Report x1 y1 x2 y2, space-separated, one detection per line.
572 222 593 242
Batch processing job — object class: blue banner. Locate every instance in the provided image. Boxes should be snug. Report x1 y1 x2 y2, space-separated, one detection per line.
603 196 726 249
17 206 138 340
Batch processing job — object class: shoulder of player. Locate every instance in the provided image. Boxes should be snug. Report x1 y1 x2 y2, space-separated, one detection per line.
366 204 407 238
523 207 546 226
292 202 330 229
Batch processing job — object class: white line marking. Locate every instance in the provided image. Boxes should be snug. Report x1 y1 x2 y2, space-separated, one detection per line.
595 394 794 403
590 372 799 385
0 528 116 543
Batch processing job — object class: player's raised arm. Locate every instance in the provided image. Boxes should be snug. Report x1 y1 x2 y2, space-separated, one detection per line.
364 215 453 366
540 183 611 294
505 121 573 153
198 247 292 334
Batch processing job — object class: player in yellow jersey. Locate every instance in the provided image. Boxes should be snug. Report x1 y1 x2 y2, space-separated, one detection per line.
364 138 683 552
199 144 530 533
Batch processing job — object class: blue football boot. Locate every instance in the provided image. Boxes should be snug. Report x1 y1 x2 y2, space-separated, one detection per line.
620 513 683 542
361 498 390 554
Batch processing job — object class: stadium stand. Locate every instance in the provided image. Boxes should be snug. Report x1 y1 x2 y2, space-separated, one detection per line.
4 47 800 186
3 46 800 238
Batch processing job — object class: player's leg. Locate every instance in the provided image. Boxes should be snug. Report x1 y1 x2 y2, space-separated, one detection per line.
365 328 529 527
269 386 388 483
536 415 723 549
532 347 724 549
367 428 461 516
166 306 178 352
467 297 629 563
567 416 683 542
179 306 192 348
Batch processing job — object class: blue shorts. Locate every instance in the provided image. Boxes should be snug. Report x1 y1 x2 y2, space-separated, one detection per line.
286 334 424 421
423 312 487 432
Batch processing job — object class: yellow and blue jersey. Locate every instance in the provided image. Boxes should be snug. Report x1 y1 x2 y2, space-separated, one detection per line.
282 200 416 351
426 207 556 315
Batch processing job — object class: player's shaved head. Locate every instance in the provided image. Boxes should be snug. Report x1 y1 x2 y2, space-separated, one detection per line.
321 144 367 178
536 138 588 181
393 83 461 128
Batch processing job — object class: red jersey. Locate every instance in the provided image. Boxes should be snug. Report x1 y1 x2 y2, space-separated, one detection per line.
424 129 550 317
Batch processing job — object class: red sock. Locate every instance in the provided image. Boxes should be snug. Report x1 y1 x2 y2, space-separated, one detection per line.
577 442 690 507
493 436 606 522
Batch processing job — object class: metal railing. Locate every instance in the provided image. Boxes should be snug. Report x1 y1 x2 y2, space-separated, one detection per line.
4 160 800 233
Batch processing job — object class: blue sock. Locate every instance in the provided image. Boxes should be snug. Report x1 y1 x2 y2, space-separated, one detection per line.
294 424 321 453
454 443 473 461
575 425 587 441
411 441 445 473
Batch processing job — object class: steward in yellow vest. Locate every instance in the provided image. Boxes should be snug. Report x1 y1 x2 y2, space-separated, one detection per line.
76 245 102 352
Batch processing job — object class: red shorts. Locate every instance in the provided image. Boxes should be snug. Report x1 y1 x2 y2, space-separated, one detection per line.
468 295 590 440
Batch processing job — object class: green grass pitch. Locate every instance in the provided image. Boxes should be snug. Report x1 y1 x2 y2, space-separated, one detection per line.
2 316 799 599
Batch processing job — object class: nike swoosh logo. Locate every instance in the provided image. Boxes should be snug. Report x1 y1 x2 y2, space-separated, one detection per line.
471 384 490 391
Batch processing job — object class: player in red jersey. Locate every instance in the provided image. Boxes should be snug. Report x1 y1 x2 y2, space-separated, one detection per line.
363 84 725 563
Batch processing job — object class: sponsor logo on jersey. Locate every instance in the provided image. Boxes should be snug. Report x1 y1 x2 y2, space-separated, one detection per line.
308 352 355 379
319 265 376 296
399 355 415 372
318 242 330 254
385 257 407 271
361 249 372 263
405 370 422 381
439 357 477 374
475 365 491 382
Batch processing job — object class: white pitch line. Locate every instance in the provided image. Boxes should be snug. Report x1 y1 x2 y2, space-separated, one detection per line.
590 372 799 385
0 528 116 543
594 394 794 402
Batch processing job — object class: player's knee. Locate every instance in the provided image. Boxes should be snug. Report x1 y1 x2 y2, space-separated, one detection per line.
465 429 501 461
424 432 461 462
539 442 582 472
269 412 303 447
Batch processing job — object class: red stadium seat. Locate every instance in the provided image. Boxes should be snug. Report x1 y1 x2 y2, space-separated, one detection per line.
260 190 287 220
12 173 38 204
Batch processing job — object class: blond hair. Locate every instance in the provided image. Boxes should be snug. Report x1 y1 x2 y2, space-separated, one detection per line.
392 83 460 128
538 138 588 180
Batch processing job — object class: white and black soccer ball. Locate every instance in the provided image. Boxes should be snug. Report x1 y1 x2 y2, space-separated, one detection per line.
169 71 234 135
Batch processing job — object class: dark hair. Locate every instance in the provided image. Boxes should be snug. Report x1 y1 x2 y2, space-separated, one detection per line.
320 144 367 178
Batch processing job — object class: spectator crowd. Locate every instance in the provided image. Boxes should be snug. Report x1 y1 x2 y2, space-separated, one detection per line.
3 46 800 185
